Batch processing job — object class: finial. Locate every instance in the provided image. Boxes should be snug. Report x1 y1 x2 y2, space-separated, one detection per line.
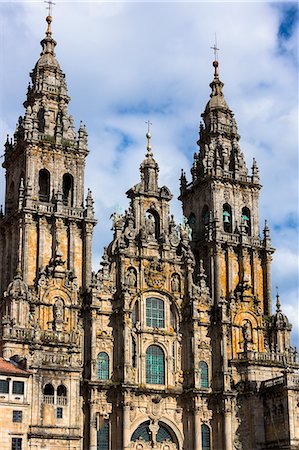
145 120 152 154
276 286 281 312
210 34 219 78
44 0 55 34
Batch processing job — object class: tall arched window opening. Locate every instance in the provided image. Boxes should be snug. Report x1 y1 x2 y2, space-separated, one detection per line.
132 301 138 326
199 361 209 388
202 205 209 225
43 383 54 404
146 345 165 385
146 298 164 328
201 424 211 450
62 173 73 206
223 203 232 233
97 420 109 450
39 169 50 202
57 384 67 405
242 207 251 236
132 338 136 368
97 352 109 380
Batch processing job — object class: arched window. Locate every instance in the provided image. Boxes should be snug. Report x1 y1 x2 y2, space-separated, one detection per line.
146 345 165 385
131 421 177 445
97 420 109 450
132 338 136 368
6 180 15 213
62 173 73 206
157 423 175 443
199 361 209 388
201 424 211 450
43 383 54 404
39 169 50 202
146 298 164 328
97 352 109 380
242 207 251 236
223 203 232 233
202 205 209 225
57 385 67 405
43 383 54 395
188 213 196 239
131 421 151 442
132 301 138 326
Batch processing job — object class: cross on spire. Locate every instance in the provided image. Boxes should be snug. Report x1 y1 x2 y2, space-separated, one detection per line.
145 120 152 134
45 0 55 17
211 40 219 62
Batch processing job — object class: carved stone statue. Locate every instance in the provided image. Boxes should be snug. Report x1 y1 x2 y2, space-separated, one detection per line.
145 213 155 239
126 268 137 288
53 297 64 331
171 274 180 293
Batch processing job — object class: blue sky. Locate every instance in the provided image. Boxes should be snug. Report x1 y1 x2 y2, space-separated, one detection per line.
0 1 298 344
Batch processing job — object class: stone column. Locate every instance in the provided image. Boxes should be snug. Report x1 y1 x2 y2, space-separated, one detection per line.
123 402 131 449
224 398 232 450
194 407 202 450
22 214 32 284
264 254 272 315
69 220 75 271
90 403 98 450
214 244 221 305
227 246 233 294
37 216 47 270
83 221 93 290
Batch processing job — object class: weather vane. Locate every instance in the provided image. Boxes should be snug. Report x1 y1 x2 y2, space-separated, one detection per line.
45 0 55 17
145 120 152 134
210 34 219 61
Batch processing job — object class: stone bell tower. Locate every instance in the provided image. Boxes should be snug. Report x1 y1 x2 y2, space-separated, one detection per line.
180 57 298 450
0 12 96 449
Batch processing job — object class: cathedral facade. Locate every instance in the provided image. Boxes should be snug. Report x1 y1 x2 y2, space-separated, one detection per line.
0 13 298 450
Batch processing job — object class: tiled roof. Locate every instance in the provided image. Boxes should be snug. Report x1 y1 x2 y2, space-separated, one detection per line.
0 357 30 376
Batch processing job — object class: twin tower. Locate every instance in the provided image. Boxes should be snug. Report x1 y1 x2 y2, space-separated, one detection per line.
0 13 298 450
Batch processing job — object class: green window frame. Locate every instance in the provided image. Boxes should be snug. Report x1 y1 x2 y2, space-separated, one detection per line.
0 379 9 393
12 438 22 450
12 381 24 395
146 298 164 328
97 420 109 450
97 352 109 380
12 411 22 423
146 345 165 385
201 424 211 450
200 361 209 388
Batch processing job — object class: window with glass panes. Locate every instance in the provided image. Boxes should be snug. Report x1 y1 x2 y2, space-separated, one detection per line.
199 361 209 388
97 420 109 450
12 411 22 423
146 298 164 328
146 345 165 385
12 381 24 395
0 379 9 393
201 424 211 450
56 407 63 419
12 438 22 450
97 352 109 380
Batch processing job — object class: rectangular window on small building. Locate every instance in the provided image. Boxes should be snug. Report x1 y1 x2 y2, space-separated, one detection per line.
12 381 24 395
0 379 9 393
11 438 22 450
56 407 63 419
12 411 23 423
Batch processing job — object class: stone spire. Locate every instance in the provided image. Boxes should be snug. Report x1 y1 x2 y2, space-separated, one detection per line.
139 130 160 194
190 57 259 185
8 13 86 153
